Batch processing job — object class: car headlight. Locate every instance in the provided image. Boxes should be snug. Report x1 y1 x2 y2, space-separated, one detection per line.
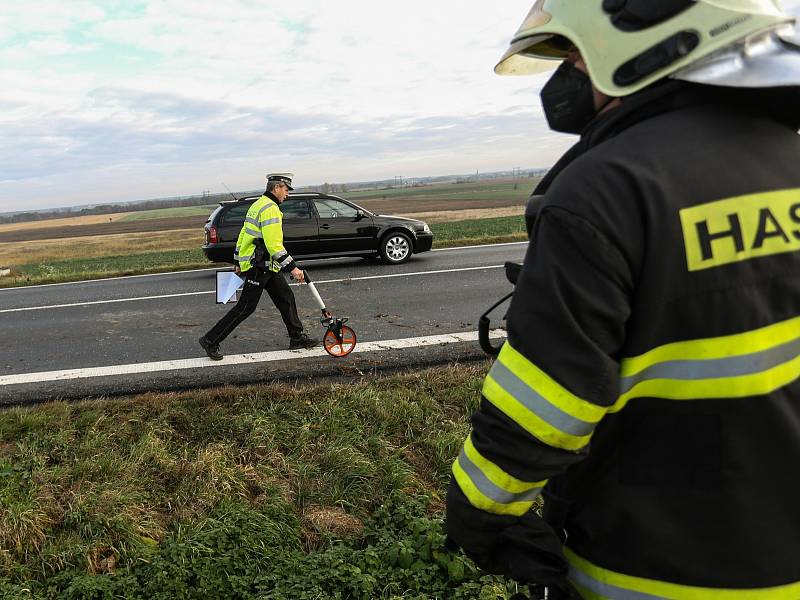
418 223 431 234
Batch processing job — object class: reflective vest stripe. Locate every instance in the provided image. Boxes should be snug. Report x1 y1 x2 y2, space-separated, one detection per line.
613 316 800 412
565 547 800 599
272 249 294 269
260 217 280 226
452 434 545 516
483 341 605 451
244 224 262 239
255 202 275 219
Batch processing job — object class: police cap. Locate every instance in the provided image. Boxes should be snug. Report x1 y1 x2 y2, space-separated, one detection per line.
267 172 294 191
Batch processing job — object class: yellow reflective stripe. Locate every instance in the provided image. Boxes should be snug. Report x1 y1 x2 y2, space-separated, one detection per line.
483 342 606 451
565 547 800 600
464 434 546 496
451 435 543 517
612 317 800 413
621 317 800 376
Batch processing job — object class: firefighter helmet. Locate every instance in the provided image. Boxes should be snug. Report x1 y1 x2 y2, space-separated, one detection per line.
495 0 800 95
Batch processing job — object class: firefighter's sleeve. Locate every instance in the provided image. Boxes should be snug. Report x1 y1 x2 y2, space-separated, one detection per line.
259 204 297 272
446 205 633 587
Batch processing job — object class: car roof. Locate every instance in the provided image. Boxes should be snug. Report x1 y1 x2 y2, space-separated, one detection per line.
218 192 347 206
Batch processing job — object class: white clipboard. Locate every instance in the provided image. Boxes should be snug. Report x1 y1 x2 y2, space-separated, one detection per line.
215 271 245 304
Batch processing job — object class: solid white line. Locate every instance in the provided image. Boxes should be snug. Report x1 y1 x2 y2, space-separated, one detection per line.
0 265 504 313
0 329 507 386
0 242 527 291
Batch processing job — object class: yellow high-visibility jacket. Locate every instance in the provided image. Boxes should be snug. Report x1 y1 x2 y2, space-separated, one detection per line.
234 193 296 274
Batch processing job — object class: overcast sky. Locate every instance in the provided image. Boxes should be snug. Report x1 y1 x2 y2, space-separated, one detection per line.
1 0 566 213
2 1 799 213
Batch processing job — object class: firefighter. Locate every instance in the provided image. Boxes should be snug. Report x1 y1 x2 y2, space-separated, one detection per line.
199 173 317 359
446 1 800 598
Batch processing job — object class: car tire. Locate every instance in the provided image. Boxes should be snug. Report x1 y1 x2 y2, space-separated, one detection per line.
379 231 413 264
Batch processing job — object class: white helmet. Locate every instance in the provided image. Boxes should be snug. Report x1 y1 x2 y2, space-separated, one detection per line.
496 0 800 96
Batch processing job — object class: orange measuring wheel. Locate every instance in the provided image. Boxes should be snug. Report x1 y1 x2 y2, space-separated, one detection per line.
323 324 357 357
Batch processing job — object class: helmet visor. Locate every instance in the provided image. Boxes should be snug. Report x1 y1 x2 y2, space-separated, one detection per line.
495 33 574 74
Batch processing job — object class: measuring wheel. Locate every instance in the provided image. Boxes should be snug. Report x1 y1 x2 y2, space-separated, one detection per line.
323 323 357 357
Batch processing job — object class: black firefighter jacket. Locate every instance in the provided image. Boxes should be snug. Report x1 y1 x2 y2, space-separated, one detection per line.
446 83 800 599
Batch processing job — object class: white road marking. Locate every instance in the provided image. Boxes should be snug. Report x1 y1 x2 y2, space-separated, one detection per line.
0 265 504 313
0 329 507 387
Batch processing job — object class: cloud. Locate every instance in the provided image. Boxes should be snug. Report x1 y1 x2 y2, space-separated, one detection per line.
0 0 567 211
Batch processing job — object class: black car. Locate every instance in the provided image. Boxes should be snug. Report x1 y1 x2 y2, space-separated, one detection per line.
202 192 433 265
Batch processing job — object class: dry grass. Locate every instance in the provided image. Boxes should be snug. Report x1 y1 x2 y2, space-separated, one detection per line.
398 205 525 224
0 212 135 233
0 228 202 266
0 206 524 268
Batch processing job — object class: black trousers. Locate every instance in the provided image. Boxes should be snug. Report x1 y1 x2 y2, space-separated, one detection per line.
204 269 304 344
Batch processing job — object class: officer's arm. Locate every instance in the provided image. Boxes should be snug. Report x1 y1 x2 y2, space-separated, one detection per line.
260 205 297 272
446 206 633 588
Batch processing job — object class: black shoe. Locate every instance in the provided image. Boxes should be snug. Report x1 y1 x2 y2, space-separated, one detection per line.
289 334 318 350
199 336 223 360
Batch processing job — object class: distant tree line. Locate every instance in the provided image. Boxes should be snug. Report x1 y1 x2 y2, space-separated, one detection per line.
2 168 548 224
0 191 260 224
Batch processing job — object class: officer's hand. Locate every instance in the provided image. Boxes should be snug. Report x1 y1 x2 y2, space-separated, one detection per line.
290 267 304 283
233 265 241 275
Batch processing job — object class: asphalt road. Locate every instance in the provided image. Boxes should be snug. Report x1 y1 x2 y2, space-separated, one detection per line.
0 243 527 404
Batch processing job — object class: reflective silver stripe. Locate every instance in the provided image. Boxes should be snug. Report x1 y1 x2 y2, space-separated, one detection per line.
568 566 664 600
278 254 293 267
456 448 542 506
243 226 263 239
259 217 280 226
255 203 275 219
489 361 596 437
245 217 260 228
273 250 288 260
235 253 254 262
620 336 800 395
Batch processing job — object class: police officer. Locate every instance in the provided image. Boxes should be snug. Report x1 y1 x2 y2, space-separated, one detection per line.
199 173 317 359
446 1 800 597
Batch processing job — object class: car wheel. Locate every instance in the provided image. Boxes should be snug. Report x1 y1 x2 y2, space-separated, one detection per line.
379 231 413 264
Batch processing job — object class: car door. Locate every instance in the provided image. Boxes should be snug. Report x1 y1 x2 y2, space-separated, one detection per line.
280 197 318 256
312 198 376 254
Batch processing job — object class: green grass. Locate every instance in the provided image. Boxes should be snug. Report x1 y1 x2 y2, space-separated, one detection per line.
2 249 212 287
0 365 522 599
0 216 528 288
118 205 218 222
432 215 526 242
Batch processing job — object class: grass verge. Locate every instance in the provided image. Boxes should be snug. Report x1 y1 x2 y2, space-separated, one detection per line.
0 364 524 599
0 216 527 288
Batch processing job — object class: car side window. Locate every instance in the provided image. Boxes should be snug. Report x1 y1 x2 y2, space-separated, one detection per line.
281 199 312 219
220 204 251 225
314 199 359 219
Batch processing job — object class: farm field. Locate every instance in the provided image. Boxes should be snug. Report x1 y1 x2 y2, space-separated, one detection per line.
0 178 535 286
0 178 535 243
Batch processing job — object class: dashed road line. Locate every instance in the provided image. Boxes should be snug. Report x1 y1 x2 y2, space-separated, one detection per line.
0 265 504 313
